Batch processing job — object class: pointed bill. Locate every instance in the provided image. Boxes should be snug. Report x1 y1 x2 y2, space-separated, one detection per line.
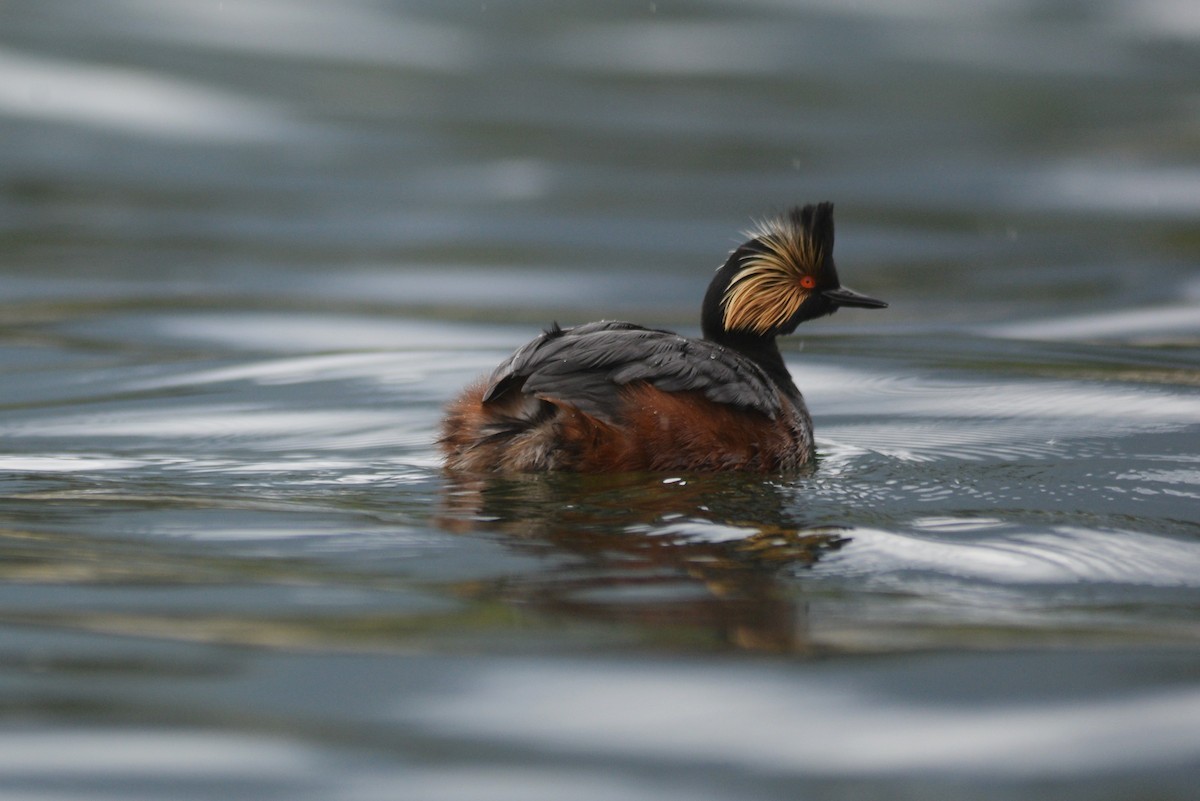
822 286 888 309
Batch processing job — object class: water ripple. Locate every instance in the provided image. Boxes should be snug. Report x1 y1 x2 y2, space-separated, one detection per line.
806 364 1200 424
102 0 481 71
827 526 1200 588
986 303 1200 343
0 46 293 141
401 658 1200 777
804 362 1200 465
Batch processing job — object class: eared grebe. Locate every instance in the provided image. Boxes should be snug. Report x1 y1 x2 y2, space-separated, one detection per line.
439 203 886 472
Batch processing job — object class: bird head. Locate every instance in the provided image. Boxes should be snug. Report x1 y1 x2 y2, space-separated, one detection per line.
702 203 886 342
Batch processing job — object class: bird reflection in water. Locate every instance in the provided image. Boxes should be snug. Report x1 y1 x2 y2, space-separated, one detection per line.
437 471 847 653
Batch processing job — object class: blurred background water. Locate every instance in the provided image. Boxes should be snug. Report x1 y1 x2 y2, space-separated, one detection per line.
1 1 1199 799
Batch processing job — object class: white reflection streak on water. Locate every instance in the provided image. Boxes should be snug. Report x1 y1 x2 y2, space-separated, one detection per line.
125 353 424 390
119 352 492 395
1115 0 1200 37
1029 165 1200 216
0 47 290 141
0 455 150 472
805 364 1200 464
987 304 1200 341
0 407 403 444
347 766 717 801
837 527 1200 587
105 0 478 71
0 731 723 801
0 731 312 777
804 365 1200 423
144 314 524 353
401 663 1200 776
549 21 814 76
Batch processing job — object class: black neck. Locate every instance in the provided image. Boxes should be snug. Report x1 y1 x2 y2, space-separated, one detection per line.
700 249 800 395
708 328 797 395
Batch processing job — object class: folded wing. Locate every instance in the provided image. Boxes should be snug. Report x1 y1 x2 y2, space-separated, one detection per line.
482 321 782 421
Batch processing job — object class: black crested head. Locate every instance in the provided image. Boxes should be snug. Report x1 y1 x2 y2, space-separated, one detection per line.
701 203 886 345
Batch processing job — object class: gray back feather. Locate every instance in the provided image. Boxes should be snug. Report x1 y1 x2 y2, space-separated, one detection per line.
482 321 783 422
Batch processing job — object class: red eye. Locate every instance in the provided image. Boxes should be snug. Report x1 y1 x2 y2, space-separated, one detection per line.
800 276 817 289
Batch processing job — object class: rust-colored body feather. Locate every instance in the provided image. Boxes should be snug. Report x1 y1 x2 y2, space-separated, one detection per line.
440 381 812 473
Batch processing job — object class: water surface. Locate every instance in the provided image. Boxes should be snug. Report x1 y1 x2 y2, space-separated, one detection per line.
1 1 1199 799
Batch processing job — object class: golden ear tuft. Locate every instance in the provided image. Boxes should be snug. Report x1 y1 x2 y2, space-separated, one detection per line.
721 205 829 334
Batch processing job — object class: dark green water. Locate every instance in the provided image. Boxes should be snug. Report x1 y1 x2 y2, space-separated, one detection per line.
1 2 1199 798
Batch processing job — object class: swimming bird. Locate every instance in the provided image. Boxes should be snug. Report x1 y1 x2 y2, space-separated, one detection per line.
439 203 886 472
